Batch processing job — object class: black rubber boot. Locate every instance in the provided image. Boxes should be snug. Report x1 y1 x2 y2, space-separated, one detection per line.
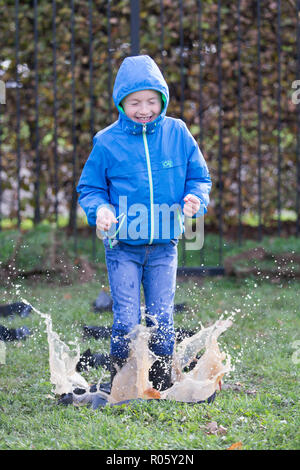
149 355 173 392
110 355 127 387
76 348 111 372
93 290 113 313
198 391 216 404
0 302 32 318
0 325 31 342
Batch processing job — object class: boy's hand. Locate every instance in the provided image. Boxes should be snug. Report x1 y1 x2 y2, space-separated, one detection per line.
183 194 201 217
96 207 118 232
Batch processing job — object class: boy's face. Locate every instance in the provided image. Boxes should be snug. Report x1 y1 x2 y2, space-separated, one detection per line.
122 89 162 124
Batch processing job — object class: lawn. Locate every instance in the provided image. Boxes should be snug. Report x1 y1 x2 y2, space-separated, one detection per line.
0 271 299 450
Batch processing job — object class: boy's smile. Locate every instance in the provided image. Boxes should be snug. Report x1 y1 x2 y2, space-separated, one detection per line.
122 89 162 124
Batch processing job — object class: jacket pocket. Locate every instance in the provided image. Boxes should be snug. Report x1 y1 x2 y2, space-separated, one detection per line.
153 163 186 202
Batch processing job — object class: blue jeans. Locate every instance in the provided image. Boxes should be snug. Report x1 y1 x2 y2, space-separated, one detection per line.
103 239 178 359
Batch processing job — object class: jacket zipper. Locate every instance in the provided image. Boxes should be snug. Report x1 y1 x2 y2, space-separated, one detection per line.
142 124 154 244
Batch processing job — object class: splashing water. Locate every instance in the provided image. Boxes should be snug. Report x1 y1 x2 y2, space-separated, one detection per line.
21 298 88 395
109 323 159 403
162 319 232 402
21 298 232 405
110 318 232 403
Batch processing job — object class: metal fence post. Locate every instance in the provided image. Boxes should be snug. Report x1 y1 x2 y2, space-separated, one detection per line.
130 0 140 56
33 0 41 225
15 0 21 228
297 0 300 237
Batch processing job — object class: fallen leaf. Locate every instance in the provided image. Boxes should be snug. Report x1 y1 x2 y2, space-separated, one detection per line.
222 383 242 392
143 388 161 399
227 441 243 450
218 425 228 435
205 421 218 434
46 394 55 400
205 421 227 435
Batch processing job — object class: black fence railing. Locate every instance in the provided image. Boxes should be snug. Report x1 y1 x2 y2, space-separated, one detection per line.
0 0 299 272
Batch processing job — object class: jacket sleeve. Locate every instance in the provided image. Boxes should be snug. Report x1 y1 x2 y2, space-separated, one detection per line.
182 123 212 216
76 137 110 226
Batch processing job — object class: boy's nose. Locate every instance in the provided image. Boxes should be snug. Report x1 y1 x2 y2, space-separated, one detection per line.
139 103 149 114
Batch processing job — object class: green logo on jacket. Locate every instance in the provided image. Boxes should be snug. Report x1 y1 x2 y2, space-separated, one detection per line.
162 160 173 168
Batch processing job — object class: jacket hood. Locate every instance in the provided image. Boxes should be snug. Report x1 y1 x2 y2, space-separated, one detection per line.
113 55 169 124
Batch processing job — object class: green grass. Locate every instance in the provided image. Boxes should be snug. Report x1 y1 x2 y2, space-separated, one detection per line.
1 225 300 274
0 276 299 450
179 233 300 267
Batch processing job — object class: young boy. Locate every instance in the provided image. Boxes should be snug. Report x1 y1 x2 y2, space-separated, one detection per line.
76 55 211 391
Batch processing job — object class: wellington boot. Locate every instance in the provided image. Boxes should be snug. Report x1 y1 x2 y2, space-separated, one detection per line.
149 355 173 392
93 290 113 313
0 325 31 342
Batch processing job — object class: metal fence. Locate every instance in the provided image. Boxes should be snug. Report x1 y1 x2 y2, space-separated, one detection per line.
0 0 299 273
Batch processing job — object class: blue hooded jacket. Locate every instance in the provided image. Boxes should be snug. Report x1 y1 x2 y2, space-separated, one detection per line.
76 55 212 245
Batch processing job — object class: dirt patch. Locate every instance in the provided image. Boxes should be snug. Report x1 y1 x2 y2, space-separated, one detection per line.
0 256 98 286
206 221 299 240
0 230 99 286
224 247 300 279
